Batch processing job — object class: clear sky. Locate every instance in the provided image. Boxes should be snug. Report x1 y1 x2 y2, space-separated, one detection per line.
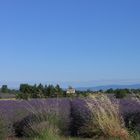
0 0 140 87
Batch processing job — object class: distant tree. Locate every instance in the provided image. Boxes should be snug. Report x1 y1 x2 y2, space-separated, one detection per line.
115 89 128 99
36 83 44 98
55 84 63 97
87 89 91 93
38 83 44 91
99 89 103 93
17 83 65 99
43 85 48 97
1 85 8 93
20 84 27 93
19 84 32 99
45 85 55 97
49 85 56 97
106 88 114 94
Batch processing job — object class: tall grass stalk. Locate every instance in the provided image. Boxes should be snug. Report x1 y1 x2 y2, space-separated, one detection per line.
85 94 129 140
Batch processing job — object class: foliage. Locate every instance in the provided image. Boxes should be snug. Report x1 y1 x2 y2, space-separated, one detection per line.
17 84 64 99
106 88 114 94
115 89 129 99
0 85 9 93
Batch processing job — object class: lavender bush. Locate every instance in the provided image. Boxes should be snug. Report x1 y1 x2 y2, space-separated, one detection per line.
0 98 71 138
119 98 140 132
70 98 93 137
0 100 29 137
13 98 71 137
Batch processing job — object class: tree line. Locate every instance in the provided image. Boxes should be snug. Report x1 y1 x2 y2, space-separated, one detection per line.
17 84 65 99
0 84 140 99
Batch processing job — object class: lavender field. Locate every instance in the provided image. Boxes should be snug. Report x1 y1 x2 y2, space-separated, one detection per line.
0 96 140 140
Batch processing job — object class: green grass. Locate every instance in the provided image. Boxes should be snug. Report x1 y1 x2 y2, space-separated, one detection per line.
0 117 7 140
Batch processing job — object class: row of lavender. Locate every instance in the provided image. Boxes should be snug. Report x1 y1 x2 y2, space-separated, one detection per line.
0 98 71 137
0 98 140 137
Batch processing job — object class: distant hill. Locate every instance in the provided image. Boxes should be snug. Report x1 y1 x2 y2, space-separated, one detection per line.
76 84 140 91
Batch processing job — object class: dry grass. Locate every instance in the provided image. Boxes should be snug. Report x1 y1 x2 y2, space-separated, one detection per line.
85 94 129 140
0 98 16 100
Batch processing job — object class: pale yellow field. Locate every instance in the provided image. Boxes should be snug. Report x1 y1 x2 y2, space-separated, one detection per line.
0 98 16 100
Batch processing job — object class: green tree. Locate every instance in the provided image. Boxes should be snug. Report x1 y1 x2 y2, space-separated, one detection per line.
115 89 128 99
1 85 8 93
46 85 56 97
19 84 32 99
106 88 114 94
43 85 48 98
55 84 63 97
36 83 44 98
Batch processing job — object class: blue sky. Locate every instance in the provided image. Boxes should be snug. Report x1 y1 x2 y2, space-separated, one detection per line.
0 0 140 87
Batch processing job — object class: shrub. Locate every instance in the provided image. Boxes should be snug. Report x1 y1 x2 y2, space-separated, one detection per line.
115 90 128 99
